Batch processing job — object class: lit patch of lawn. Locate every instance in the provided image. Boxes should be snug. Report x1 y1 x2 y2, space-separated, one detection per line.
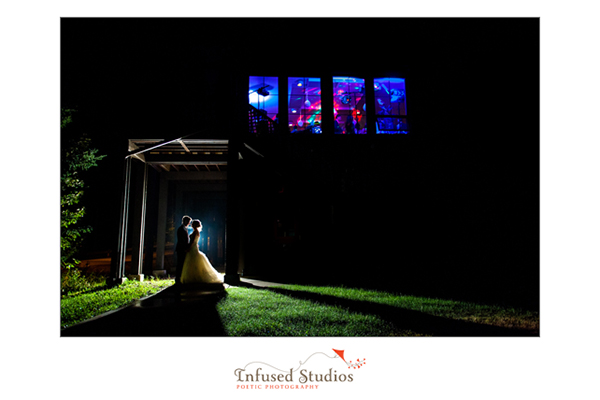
217 287 426 336
272 285 539 331
61 279 174 329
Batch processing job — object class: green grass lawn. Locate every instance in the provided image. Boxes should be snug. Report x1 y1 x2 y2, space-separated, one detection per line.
273 284 539 331
61 278 174 329
60 276 539 336
216 285 539 336
216 286 424 336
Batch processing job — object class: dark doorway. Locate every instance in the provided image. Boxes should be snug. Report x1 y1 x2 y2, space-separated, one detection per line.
182 192 227 272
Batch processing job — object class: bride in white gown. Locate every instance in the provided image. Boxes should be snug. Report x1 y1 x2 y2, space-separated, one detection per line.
180 219 224 284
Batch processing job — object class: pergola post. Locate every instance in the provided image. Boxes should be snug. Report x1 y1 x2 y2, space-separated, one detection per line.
154 172 169 277
224 138 242 285
130 161 148 281
111 155 132 285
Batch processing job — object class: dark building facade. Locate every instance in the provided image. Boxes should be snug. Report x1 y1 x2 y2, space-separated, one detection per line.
62 18 539 308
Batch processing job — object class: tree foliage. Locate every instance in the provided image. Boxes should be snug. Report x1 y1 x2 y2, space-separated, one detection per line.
61 109 106 269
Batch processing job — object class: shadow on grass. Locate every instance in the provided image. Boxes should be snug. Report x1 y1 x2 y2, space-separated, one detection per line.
61 280 538 337
261 286 538 337
61 283 228 337
248 273 539 312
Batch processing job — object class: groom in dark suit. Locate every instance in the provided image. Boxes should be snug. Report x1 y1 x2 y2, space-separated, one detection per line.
175 215 192 284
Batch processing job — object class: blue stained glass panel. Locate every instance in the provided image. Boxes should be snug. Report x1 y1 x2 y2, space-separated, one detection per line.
333 76 367 134
288 77 321 133
374 77 408 134
249 76 279 120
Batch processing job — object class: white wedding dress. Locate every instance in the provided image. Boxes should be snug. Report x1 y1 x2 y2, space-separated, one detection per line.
180 233 224 284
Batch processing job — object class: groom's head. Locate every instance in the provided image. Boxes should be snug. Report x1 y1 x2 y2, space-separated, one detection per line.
182 216 191 227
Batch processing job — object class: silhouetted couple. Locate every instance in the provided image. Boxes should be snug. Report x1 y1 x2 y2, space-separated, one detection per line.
175 215 223 285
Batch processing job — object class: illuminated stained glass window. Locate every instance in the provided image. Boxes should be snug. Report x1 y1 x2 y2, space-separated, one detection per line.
333 77 367 135
288 77 322 133
374 77 408 134
249 76 278 120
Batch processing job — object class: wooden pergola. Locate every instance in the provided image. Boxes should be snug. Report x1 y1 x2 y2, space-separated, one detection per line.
111 135 245 285
128 138 229 173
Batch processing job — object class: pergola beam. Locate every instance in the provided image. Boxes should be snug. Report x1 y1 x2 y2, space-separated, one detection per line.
144 153 228 164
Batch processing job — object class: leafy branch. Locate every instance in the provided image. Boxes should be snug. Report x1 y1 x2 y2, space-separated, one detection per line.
61 109 106 269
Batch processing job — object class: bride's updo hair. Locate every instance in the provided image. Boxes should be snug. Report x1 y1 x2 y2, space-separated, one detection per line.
191 219 202 230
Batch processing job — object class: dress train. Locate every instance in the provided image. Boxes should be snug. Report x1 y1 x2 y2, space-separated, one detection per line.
180 233 223 284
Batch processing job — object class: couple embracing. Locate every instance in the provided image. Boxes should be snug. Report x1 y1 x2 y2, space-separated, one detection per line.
175 215 223 285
